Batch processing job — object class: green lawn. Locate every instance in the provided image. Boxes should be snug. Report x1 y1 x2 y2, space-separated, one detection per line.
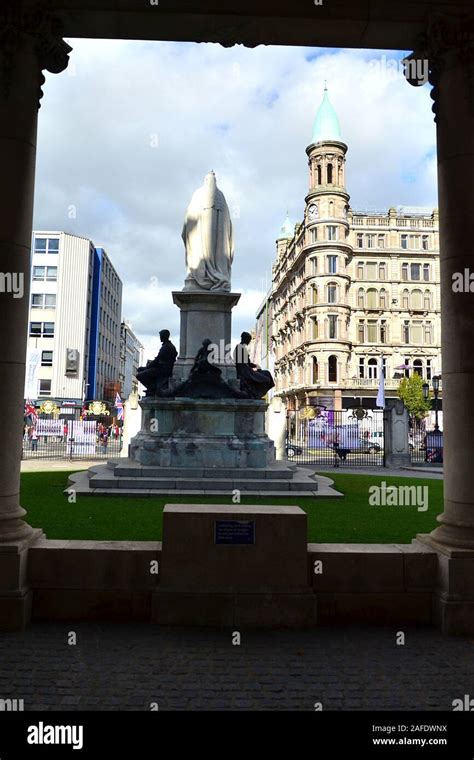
19 471 443 544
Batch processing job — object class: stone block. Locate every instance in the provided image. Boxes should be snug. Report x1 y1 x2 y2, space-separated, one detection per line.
308 544 405 593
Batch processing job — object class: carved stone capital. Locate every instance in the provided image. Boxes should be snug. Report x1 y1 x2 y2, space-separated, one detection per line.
0 0 72 107
402 13 474 122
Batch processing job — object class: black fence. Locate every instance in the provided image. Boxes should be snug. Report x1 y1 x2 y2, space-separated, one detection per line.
286 407 385 467
22 406 123 460
410 417 443 465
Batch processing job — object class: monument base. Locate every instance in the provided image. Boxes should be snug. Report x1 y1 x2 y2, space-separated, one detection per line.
130 397 275 469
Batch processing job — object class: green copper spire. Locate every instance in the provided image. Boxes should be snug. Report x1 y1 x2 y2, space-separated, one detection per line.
278 213 294 240
312 85 342 143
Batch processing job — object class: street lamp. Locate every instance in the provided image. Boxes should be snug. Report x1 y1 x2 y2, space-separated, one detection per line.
422 382 429 401
432 375 441 431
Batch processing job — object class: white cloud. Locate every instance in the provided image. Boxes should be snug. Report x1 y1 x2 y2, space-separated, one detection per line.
35 40 437 351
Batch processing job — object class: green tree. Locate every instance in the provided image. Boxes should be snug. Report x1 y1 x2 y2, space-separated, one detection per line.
398 373 431 420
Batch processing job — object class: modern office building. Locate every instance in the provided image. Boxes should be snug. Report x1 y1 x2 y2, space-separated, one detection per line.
120 321 144 399
24 232 122 403
263 87 441 411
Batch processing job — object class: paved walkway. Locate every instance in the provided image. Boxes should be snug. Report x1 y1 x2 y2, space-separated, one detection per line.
21 460 99 472
0 623 470 711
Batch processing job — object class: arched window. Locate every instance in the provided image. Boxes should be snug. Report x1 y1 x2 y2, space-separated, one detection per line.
327 283 337 304
424 289 432 310
411 289 423 310
327 163 333 184
357 288 365 308
368 358 378 380
413 359 423 377
328 355 337 383
402 289 410 309
317 165 322 185
312 357 319 384
329 201 334 217
379 288 387 308
367 288 377 309
311 286 318 305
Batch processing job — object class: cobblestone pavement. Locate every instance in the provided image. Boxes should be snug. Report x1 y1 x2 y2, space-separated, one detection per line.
0 623 471 711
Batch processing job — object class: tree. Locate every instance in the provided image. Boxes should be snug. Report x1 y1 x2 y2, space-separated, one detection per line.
398 373 431 422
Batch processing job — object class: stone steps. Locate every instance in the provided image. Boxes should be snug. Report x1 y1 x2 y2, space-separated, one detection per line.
103 460 296 481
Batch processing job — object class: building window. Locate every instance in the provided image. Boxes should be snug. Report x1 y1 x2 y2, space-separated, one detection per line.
379 289 387 308
31 294 43 308
33 266 45 281
47 238 59 253
311 257 317 274
403 321 410 343
425 322 433 344
43 322 55 338
46 267 57 281
38 379 52 397
367 234 375 249
312 318 318 339
413 359 423 376
401 234 408 249
368 358 378 379
426 359 432 380
327 164 333 184
423 263 430 281
34 238 47 253
422 235 429 250
412 321 423 343
317 165 322 184
411 289 423 310
367 320 378 342
380 321 387 343
327 226 337 242
401 263 408 281
411 263 421 281
310 228 318 244
312 357 319 383
41 350 53 366
29 322 41 337
357 262 364 278
329 201 334 217
328 315 337 339
367 288 377 309
357 234 363 249
327 254 337 273
357 288 365 308
378 263 386 280
411 235 421 250
402 289 410 309
359 357 365 378
328 355 337 382
378 234 385 248
327 283 337 304
366 262 377 279
45 294 56 308
311 286 318 305
424 290 432 310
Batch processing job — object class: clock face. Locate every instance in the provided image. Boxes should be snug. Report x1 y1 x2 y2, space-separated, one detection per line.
308 204 318 219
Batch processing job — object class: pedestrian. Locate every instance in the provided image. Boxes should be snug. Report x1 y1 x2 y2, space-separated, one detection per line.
31 428 38 452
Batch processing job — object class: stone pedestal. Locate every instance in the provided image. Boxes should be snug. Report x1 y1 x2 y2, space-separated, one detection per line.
383 398 411 468
130 397 275 469
152 504 317 627
172 290 240 383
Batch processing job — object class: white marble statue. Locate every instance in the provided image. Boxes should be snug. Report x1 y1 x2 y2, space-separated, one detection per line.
182 171 234 292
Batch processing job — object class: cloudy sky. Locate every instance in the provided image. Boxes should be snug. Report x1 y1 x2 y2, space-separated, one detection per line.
34 40 437 360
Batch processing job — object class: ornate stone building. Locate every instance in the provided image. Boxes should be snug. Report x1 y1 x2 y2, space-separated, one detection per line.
269 87 441 411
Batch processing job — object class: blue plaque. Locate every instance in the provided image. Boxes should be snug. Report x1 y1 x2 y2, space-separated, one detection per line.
215 520 255 545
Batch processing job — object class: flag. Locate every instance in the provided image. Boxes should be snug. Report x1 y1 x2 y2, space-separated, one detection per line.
115 393 124 421
24 399 37 422
376 358 385 409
